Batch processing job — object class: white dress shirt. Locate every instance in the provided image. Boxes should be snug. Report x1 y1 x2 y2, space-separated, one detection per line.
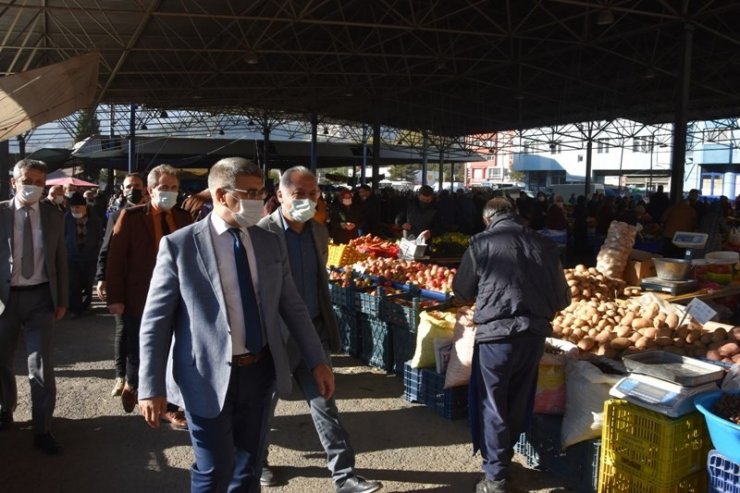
11 197 48 286
209 212 265 355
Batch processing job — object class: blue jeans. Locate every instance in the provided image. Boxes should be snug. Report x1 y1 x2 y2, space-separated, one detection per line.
186 354 275 493
474 336 544 481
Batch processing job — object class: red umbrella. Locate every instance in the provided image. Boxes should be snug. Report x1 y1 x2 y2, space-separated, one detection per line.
45 176 98 187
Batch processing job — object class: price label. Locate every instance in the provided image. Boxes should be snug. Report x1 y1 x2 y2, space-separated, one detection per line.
685 298 717 325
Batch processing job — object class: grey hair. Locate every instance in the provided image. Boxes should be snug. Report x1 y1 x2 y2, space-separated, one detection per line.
13 159 47 180
482 197 515 221
147 164 179 188
208 157 263 191
279 166 315 190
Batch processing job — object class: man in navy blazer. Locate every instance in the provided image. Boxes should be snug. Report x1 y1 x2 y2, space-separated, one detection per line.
138 157 334 493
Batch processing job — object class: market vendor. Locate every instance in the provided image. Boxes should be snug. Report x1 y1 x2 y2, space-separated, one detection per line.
395 185 441 241
452 197 570 493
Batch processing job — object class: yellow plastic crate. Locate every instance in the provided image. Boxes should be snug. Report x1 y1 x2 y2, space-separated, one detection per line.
327 244 366 268
598 462 706 493
599 399 709 490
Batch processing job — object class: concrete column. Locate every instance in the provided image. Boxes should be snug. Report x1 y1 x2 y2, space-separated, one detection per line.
309 114 318 173
724 172 736 199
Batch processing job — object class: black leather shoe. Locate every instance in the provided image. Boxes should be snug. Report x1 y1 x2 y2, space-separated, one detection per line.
0 410 13 431
33 433 63 455
335 476 382 493
260 464 278 487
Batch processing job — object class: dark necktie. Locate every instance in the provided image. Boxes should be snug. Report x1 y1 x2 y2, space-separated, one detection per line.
228 228 263 354
22 206 34 279
161 212 171 236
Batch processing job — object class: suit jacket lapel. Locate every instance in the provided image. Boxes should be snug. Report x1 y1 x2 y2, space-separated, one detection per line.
143 203 156 247
1 203 14 257
39 204 51 275
193 217 228 313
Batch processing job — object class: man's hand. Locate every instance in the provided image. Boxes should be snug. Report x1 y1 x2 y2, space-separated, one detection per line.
54 306 66 320
420 229 431 241
96 281 107 301
345 222 356 231
402 222 412 231
312 364 335 400
108 303 124 315
139 396 168 429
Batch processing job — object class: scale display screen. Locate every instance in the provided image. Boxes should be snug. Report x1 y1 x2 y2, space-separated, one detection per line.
672 232 708 248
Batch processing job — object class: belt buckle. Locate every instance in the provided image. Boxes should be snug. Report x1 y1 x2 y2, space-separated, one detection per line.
234 352 261 367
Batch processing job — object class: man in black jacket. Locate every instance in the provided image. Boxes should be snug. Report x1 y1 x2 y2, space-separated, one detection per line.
452 197 570 493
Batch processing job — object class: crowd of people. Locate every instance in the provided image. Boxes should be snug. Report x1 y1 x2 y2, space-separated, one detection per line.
2 157 735 493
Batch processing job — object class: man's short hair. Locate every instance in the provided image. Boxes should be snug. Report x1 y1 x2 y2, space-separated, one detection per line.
482 197 515 221
208 157 263 191
13 159 47 180
147 164 179 188
418 185 434 197
279 166 315 190
358 184 372 193
124 172 145 186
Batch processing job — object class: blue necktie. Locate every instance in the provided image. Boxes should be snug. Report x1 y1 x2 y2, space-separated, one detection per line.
228 228 263 354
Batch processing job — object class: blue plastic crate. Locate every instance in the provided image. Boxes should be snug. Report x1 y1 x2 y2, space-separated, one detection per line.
515 414 600 493
390 323 417 376
358 314 392 371
333 305 360 357
708 449 740 493
421 368 468 420
356 289 381 317
328 282 355 309
403 361 423 403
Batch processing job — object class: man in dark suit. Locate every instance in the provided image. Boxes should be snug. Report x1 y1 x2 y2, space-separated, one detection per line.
0 159 68 455
64 192 103 318
258 167 382 493
106 164 191 429
138 157 334 493
95 173 148 397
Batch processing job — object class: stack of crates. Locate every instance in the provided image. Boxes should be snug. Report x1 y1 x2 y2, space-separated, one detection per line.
707 449 740 493
598 399 709 492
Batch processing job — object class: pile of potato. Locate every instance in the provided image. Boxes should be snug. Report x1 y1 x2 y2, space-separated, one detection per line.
564 265 629 302
596 221 637 279
552 299 740 363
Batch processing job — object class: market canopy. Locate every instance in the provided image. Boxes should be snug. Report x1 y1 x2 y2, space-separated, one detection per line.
45 176 98 187
1 2 740 136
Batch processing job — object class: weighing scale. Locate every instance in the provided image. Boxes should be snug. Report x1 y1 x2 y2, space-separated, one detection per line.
640 231 707 295
609 373 719 417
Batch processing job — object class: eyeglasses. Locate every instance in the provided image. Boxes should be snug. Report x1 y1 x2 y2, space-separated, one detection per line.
227 187 266 200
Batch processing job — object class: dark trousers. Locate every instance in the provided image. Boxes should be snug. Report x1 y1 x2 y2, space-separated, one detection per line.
0 287 56 434
123 314 142 389
113 314 127 379
474 336 544 481
68 258 95 315
186 354 275 493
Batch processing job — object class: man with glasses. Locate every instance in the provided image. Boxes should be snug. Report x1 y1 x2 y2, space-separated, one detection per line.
257 167 382 493
106 165 191 429
138 157 333 493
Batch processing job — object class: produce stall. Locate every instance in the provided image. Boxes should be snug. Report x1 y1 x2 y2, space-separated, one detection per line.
324 229 740 493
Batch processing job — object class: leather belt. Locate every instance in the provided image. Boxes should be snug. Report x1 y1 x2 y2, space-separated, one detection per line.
10 282 49 292
231 351 266 367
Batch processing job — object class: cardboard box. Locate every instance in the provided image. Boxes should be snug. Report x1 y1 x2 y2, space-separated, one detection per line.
399 238 427 259
622 249 658 286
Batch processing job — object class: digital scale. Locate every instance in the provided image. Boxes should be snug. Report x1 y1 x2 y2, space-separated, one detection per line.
610 373 719 417
640 231 707 295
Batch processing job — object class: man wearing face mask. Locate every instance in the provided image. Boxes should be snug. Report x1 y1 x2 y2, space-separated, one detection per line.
64 193 103 319
257 167 382 493
106 165 191 428
95 173 148 397
44 185 67 213
0 159 68 455
138 157 334 493
394 185 439 241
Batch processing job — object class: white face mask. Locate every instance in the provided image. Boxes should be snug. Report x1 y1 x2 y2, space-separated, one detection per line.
155 190 178 211
52 195 64 205
289 199 316 223
232 198 264 227
71 211 85 219
19 185 43 205
342 198 352 206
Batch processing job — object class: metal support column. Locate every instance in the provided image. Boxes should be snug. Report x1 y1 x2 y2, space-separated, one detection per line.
421 130 429 186
16 135 25 159
361 125 368 185
309 114 318 173
262 124 271 176
450 162 455 190
670 10 694 202
128 103 136 173
372 123 381 192
108 104 115 191
585 123 593 197
438 153 444 192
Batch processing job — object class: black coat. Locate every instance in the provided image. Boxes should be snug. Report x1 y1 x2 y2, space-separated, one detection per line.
452 213 570 342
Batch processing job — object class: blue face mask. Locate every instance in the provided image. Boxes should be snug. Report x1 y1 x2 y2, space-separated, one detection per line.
155 191 178 210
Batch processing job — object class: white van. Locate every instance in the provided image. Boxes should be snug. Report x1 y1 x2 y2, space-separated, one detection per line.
548 183 604 199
